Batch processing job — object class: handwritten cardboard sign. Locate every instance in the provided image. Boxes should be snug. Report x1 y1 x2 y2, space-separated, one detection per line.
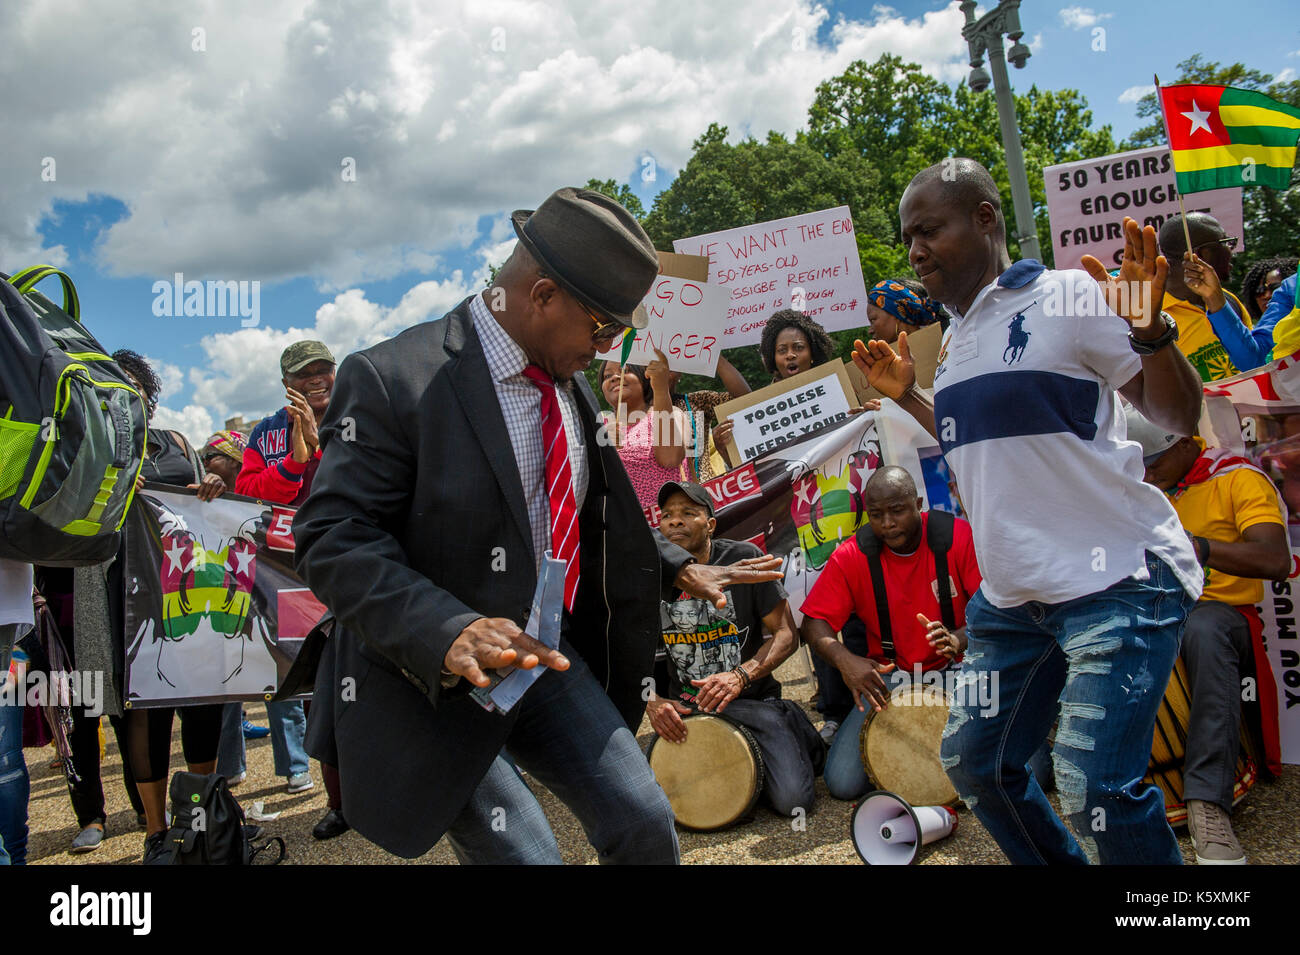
596 252 726 376
1044 145 1243 272
673 206 869 347
714 360 857 465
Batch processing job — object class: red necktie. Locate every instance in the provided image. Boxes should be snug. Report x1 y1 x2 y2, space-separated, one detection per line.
522 365 580 612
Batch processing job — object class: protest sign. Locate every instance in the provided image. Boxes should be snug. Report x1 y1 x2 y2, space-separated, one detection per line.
673 206 869 347
1044 145 1243 272
123 485 325 707
596 252 726 376
713 361 856 465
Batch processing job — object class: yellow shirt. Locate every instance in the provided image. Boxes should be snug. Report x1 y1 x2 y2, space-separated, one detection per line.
1270 298 1300 362
1170 466 1285 605
1163 290 1250 382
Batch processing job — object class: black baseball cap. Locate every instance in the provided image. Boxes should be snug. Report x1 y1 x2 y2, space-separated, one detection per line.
657 480 714 517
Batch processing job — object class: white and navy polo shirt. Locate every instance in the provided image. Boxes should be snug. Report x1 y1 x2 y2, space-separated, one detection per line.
931 260 1202 609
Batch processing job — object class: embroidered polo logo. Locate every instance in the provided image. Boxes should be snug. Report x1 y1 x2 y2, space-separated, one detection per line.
1003 303 1035 364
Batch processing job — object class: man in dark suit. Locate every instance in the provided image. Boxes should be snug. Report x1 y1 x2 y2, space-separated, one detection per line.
293 188 782 863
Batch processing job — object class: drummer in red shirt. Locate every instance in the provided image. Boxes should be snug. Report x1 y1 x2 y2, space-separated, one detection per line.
801 466 982 800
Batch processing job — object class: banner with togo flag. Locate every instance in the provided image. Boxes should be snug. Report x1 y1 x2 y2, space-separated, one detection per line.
645 404 957 625
123 484 327 708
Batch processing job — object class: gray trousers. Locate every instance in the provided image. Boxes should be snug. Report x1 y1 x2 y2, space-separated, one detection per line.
1181 601 1252 811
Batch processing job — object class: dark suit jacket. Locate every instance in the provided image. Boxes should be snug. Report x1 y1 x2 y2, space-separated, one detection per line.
293 297 693 858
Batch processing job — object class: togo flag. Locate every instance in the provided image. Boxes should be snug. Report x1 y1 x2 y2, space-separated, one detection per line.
1159 83 1300 193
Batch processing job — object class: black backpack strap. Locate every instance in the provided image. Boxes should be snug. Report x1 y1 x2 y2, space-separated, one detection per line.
854 525 893 659
926 511 957 631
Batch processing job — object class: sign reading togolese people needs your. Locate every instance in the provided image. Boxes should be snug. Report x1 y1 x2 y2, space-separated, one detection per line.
714 361 857 465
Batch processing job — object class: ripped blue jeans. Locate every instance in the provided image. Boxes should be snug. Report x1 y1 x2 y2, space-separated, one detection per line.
941 552 1193 865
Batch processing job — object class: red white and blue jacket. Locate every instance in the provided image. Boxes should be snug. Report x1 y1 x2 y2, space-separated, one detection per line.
235 407 321 505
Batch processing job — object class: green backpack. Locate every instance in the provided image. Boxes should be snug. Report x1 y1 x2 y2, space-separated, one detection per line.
0 265 148 565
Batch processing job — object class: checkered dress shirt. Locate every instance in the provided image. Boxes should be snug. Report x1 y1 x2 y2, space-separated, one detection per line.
469 292 590 571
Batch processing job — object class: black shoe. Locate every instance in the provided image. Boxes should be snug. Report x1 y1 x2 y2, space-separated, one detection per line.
141 831 171 865
312 809 349 840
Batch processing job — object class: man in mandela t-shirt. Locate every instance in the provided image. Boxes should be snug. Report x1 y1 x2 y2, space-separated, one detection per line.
646 482 823 819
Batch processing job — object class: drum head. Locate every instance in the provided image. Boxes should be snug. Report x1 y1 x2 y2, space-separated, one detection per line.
647 714 763 831
860 684 957 807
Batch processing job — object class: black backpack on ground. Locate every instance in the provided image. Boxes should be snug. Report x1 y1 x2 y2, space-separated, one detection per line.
153 771 285 865
854 509 957 660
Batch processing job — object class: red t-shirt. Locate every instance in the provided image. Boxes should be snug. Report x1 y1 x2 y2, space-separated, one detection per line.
800 512 982 672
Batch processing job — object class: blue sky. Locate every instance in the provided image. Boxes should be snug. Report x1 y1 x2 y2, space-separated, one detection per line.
5 0 1298 442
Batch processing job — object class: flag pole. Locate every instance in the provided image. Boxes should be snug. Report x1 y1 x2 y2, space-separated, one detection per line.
1155 73 1196 260
616 367 625 449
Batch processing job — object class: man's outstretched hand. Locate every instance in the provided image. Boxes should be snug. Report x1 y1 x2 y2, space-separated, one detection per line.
444 617 570 688
851 335 915 400
674 555 783 610
1081 216 1168 332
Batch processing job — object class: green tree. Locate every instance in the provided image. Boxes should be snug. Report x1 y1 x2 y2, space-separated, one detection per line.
1124 55 1300 278
806 54 1117 263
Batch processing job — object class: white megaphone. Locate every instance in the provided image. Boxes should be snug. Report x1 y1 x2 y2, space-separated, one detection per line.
850 790 958 865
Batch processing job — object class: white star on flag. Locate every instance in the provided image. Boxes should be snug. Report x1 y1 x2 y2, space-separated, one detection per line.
164 541 188 574
232 549 255 575
1182 100 1214 137
793 479 817 508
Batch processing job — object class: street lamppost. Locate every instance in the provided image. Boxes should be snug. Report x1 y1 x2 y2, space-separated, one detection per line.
960 0 1041 262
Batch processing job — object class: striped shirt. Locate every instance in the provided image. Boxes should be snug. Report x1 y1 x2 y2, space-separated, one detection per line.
931 260 1201 607
469 292 589 570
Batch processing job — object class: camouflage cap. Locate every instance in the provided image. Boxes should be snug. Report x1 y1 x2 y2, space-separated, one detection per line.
280 340 335 376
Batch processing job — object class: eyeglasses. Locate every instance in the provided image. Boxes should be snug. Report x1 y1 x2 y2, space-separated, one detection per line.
1193 236 1237 256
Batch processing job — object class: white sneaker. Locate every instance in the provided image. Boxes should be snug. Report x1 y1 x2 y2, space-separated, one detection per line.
227 771 246 787
819 720 840 744
287 772 314 793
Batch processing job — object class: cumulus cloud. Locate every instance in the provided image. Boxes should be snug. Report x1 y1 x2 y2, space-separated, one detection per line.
1119 84 1155 104
1 0 972 289
4 0 982 446
159 268 480 448
1275 67 1296 83
1059 6 1111 30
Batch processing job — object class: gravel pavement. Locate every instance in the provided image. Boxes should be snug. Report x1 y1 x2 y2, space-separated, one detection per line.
26 651 1300 865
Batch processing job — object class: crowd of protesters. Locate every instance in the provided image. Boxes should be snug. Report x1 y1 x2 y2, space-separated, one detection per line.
1 180 1295 867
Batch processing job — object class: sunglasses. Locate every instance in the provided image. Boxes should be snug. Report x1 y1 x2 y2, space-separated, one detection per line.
1193 236 1237 256
582 305 626 345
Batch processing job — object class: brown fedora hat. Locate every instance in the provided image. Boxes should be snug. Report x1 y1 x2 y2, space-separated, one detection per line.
511 187 656 329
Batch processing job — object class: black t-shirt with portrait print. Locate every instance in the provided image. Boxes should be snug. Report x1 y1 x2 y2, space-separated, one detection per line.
660 538 787 704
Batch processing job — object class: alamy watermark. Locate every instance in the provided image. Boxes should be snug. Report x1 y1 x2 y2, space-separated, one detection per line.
1 669 104 717
1038 271 1156 329
894 664 1000 718
151 273 260 327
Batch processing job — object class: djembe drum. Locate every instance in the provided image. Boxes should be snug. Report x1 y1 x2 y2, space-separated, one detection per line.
859 683 958 807
646 714 764 831
1144 656 1259 826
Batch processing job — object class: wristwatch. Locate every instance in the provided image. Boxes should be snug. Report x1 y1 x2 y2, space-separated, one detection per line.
1129 311 1179 356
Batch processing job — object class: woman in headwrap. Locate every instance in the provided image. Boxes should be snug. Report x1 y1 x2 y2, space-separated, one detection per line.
199 430 247 489
865 278 949 345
